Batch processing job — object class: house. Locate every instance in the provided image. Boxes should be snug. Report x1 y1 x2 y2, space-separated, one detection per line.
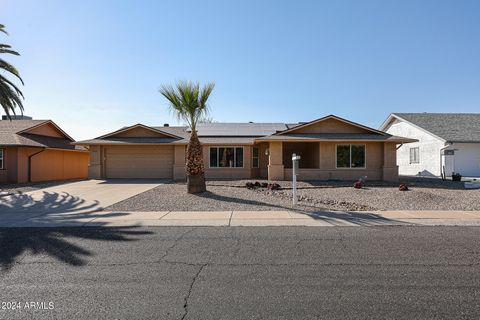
0 115 89 183
74 115 415 182
380 113 480 178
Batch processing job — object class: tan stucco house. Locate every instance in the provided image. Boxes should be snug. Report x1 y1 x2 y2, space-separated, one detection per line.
74 115 415 182
0 116 89 184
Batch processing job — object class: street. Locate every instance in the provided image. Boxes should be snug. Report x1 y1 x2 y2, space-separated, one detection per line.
1 226 479 319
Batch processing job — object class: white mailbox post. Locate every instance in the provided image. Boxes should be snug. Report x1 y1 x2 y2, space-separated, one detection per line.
292 153 301 206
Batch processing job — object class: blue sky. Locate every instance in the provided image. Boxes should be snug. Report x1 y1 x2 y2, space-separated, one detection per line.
3 0 480 140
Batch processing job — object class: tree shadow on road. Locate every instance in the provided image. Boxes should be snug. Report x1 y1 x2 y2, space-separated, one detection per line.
0 192 154 272
0 227 153 272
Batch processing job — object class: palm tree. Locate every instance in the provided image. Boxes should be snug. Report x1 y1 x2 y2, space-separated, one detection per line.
0 24 24 119
160 81 215 193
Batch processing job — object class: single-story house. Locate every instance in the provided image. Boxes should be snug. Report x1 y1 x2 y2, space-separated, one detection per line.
0 115 89 183
74 114 415 181
380 113 480 178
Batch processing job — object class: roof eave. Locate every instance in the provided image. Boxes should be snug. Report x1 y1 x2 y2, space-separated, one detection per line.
16 120 76 142
254 138 418 143
382 114 447 143
96 123 183 140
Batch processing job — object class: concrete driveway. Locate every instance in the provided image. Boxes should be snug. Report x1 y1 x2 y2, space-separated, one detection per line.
0 179 163 217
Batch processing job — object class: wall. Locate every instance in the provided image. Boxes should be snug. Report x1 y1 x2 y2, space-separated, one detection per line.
384 118 445 176
25 123 65 138
110 127 170 138
88 145 103 179
283 141 387 181
251 142 269 179
290 118 370 134
30 149 89 182
203 145 252 179
0 147 89 183
282 142 319 168
0 147 19 183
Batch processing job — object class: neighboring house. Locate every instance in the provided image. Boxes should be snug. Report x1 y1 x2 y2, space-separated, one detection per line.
75 115 414 182
0 115 89 183
380 113 480 178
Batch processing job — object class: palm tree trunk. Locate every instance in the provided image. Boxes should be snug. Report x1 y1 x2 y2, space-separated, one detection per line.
186 131 206 193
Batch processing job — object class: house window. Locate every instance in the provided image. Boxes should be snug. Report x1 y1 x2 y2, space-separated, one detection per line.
252 147 259 168
209 147 244 168
336 144 366 168
410 147 420 164
0 149 4 169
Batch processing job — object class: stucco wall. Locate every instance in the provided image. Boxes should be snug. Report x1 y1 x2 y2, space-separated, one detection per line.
283 141 388 181
30 149 89 182
203 145 252 179
88 145 103 179
0 147 89 183
112 127 170 138
291 118 370 134
0 147 19 183
25 123 65 138
384 118 445 177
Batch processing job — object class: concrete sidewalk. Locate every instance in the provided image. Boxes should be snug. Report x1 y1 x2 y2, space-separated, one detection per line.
1 210 480 227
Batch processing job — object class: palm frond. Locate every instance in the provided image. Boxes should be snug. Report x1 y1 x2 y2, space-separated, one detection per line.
0 74 24 97
0 24 24 118
0 59 24 84
159 81 215 132
0 24 8 35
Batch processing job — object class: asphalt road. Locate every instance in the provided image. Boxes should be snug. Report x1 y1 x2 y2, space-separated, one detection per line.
1 226 479 319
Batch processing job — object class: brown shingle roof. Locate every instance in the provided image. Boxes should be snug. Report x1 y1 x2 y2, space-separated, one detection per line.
0 119 83 149
254 133 416 143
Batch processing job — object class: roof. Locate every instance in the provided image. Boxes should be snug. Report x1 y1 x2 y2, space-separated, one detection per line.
0 119 83 149
255 133 416 143
75 115 415 146
191 123 288 136
275 114 388 136
75 136 256 146
381 113 480 143
75 123 291 145
97 123 183 139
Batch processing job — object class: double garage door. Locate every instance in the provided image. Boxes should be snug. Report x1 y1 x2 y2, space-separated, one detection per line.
105 146 174 179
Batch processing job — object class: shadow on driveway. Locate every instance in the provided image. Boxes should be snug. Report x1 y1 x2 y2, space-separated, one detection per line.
0 191 101 214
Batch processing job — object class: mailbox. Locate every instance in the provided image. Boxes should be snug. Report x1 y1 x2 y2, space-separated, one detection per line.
293 159 299 172
292 154 301 174
291 154 301 205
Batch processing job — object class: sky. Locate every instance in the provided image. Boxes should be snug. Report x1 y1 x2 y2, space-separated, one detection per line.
2 0 480 140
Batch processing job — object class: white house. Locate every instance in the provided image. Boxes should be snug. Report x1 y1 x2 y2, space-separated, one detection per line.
380 113 480 178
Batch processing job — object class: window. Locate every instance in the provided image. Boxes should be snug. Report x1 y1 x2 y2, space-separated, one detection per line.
209 147 244 168
336 144 366 168
252 147 259 168
410 147 420 164
0 149 3 169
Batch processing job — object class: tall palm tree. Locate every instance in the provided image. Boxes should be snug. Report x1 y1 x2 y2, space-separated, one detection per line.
160 81 215 193
0 24 24 119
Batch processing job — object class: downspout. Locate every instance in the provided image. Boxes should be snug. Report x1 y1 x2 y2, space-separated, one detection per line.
28 148 46 182
396 143 403 150
439 143 451 180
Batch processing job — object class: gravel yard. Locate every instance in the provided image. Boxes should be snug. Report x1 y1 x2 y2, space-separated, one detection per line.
106 178 480 212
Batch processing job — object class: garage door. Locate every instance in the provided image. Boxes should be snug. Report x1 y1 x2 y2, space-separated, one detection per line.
105 146 174 178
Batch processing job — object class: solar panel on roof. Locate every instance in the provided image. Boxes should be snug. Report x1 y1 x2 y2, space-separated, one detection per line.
195 123 288 136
